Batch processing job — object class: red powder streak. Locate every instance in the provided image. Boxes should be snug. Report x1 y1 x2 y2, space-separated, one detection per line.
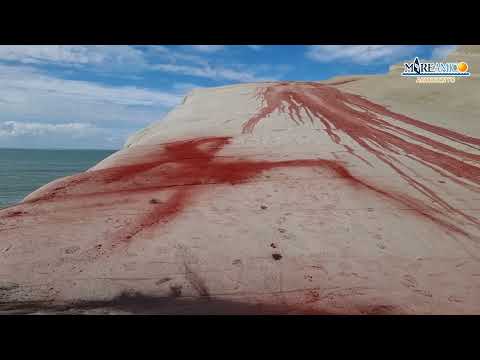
24 137 368 246
4 211 26 218
242 82 480 237
11 83 480 250
18 134 473 253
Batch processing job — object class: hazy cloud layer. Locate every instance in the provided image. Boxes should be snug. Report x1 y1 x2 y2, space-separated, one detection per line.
431 45 458 60
306 45 421 64
0 45 287 148
189 45 225 53
0 63 180 124
0 45 147 69
152 63 273 82
0 45 277 81
0 45 453 149
0 120 129 149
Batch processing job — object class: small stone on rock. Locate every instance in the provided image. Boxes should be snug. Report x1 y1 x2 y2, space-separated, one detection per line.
272 253 282 261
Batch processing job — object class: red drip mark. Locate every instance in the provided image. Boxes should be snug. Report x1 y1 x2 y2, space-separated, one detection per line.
4 211 26 218
242 82 480 237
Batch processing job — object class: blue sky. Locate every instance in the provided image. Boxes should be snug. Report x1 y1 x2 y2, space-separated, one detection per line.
0 45 456 149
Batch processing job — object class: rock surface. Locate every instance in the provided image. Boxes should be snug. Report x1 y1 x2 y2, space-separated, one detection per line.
1 46 480 314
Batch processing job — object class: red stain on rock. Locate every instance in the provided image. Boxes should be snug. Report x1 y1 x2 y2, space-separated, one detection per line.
7 82 480 251
16 134 474 252
15 134 427 249
22 137 374 248
4 211 26 218
242 82 480 238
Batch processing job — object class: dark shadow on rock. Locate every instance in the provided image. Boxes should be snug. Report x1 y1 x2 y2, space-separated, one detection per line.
0 290 405 315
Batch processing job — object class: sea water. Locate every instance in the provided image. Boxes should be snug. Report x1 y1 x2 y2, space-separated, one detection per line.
0 148 115 208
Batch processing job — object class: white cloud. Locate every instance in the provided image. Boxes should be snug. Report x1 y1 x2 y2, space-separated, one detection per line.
0 46 286 148
172 82 202 92
144 46 210 66
431 45 457 60
0 45 147 70
216 67 273 82
152 63 273 82
247 45 263 50
306 45 418 64
0 46 280 83
0 63 185 148
148 46 279 82
189 45 225 53
0 121 96 137
0 63 181 119
0 120 128 149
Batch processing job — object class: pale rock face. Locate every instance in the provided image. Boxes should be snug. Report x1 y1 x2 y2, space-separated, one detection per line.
1 48 480 314
447 45 480 77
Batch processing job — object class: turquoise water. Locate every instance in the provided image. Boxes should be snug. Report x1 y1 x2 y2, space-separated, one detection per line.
0 148 116 208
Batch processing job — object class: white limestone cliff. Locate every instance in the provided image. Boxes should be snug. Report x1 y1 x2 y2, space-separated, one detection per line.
1 46 480 314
